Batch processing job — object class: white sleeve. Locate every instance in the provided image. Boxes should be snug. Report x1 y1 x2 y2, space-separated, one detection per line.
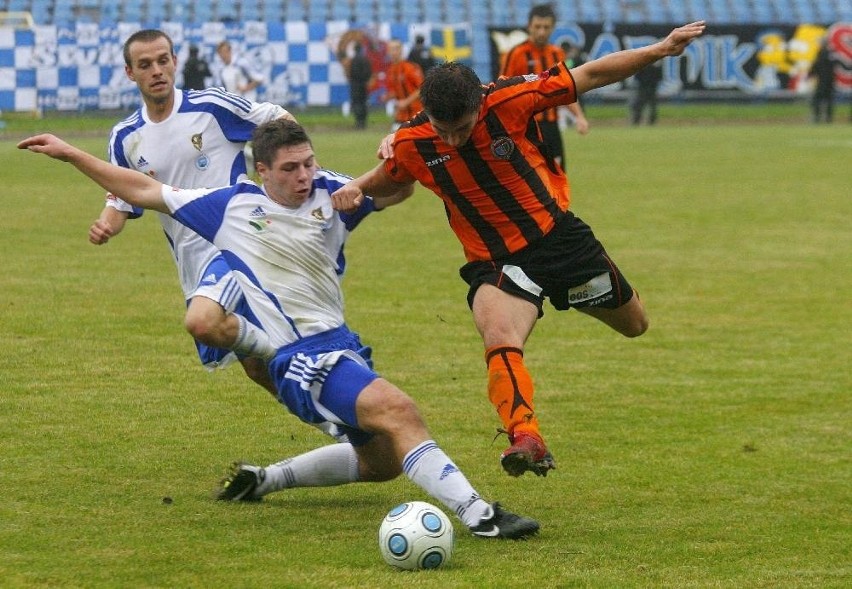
161 184 211 214
246 100 290 125
105 192 136 213
106 129 137 213
240 57 266 85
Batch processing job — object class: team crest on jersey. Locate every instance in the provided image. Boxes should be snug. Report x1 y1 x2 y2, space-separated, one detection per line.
311 207 325 221
490 136 515 160
191 133 210 171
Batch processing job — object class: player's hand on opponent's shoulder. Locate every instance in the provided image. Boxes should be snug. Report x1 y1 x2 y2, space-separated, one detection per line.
377 133 395 160
661 21 706 56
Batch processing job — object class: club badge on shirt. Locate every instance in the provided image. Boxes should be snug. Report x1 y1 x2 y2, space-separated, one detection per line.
191 133 210 171
490 136 515 160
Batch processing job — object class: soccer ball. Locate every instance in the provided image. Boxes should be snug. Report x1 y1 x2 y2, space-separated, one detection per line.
378 501 454 570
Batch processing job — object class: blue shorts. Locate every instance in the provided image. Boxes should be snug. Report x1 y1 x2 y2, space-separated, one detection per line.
190 256 260 369
267 325 377 446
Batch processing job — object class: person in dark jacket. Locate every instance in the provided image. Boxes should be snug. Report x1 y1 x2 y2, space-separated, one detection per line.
407 34 436 74
809 39 838 124
182 45 212 91
630 62 663 125
349 43 373 129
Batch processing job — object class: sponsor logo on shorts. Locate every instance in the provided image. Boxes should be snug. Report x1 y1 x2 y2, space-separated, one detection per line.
502 264 543 297
567 272 612 304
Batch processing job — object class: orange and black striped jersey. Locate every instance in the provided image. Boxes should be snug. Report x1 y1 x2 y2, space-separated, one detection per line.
384 62 578 263
500 41 565 124
386 61 424 123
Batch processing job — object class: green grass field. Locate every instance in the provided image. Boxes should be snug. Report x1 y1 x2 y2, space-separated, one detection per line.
1 109 849 588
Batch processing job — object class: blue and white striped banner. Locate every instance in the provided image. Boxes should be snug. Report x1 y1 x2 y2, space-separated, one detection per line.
0 20 467 112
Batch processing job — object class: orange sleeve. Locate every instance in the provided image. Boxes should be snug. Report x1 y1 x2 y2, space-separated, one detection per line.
500 45 528 78
383 145 417 184
406 62 424 86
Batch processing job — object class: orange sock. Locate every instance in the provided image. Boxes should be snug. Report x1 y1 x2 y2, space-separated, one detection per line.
485 346 540 438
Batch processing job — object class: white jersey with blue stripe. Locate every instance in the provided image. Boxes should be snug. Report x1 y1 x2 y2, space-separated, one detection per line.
106 87 288 297
162 169 376 348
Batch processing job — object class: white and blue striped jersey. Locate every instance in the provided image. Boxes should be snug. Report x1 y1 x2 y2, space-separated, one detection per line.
106 87 289 297
162 169 376 349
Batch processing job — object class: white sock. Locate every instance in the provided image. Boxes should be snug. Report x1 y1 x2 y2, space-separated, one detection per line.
231 314 276 361
257 443 360 496
402 440 491 528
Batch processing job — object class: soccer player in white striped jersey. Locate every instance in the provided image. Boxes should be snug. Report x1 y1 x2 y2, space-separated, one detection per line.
20 120 540 539
89 30 293 395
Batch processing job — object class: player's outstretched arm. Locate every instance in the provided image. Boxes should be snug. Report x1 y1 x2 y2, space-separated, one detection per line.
571 21 706 95
331 162 413 213
372 182 414 210
18 134 169 214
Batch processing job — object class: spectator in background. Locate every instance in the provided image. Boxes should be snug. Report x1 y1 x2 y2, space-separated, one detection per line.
182 45 212 91
216 40 264 102
384 39 424 131
348 43 373 130
407 34 436 74
501 3 589 170
559 41 587 131
561 42 585 98
809 38 838 124
629 62 663 125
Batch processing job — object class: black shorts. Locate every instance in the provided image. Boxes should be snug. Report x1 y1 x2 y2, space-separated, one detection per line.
459 212 635 316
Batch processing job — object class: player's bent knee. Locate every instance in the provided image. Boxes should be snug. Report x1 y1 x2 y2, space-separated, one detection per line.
382 391 424 429
358 381 427 436
624 314 649 338
184 310 215 340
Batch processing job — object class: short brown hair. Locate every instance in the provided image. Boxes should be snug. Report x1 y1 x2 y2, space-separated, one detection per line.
251 119 312 168
420 62 483 123
123 29 173 66
528 3 557 24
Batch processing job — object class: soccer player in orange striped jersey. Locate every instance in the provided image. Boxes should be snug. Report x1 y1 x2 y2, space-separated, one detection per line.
384 39 425 130
332 22 707 478
500 3 589 169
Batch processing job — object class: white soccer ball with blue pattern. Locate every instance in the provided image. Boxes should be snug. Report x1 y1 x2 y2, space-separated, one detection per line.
378 501 454 570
